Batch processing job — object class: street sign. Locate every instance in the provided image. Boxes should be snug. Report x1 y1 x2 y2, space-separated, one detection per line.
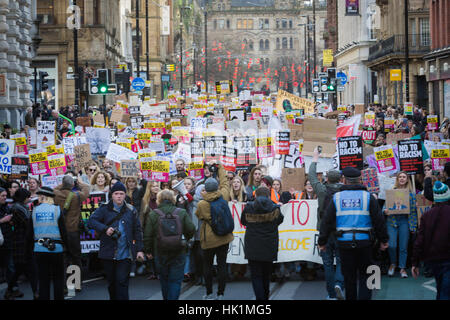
91 79 98 86
131 77 146 91
312 79 320 93
337 85 345 92
337 71 348 85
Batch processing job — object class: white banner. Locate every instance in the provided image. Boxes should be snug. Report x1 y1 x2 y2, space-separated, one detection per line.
227 200 322 264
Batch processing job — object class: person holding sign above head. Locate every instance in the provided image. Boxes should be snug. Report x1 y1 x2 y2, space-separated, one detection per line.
382 171 418 279
318 167 389 300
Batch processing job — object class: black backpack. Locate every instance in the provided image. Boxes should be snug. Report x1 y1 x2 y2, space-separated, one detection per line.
321 185 340 221
209 197 234 236
154 208 185 252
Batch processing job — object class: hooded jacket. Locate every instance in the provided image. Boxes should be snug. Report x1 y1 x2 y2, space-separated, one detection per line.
54 181 90 233
241 196 283 262
195 164 233 250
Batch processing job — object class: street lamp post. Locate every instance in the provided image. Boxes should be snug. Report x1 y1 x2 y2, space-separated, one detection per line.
298 23 307 98
136 0 140 78
404 0 410 102
313 0 317 79
146 0 150 81
204 9 208 92
73 0 80 113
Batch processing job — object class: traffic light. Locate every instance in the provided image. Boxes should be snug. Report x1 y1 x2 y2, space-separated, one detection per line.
328 78 337 92
196 81 201 93
97 69 108 94
320 76 328 93
312 79 320 93
39 71 49 92
327 68 336 79
123 71 130 94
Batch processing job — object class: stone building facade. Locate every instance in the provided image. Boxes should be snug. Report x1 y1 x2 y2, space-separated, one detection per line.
206 0 327 94
34 0 131 110
366 0 430 108
0 0 34 129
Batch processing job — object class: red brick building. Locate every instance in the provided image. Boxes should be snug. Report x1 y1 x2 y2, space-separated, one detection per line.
424 0 450 118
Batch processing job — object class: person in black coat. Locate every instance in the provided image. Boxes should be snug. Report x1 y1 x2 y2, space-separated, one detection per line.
241 187 284 300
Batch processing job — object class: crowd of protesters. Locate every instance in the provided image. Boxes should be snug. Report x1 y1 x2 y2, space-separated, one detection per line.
0 99 449 301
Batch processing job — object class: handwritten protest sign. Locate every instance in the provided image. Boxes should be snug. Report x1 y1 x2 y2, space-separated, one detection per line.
120 160 140 178
37 121 56 148
74 144 92 170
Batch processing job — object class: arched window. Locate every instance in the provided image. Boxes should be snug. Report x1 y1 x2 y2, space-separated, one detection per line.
259 39 264 50
276 38 280 49
290 37 293 49
265 39 269 50
282 37 287 49
249 40 253 50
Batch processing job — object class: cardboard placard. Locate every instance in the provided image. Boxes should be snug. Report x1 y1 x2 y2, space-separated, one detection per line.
386 132 412 145
74 144 92 170
120 159 140 178
385 189 410 214
110 108 124 123
76 117 91 127
302 118 336 158
416 194 432 227
281 168 305 192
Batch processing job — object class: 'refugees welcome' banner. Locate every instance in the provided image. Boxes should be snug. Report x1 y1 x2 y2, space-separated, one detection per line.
227 200 321 264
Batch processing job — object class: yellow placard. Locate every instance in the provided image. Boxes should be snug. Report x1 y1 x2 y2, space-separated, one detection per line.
55 145 65 154
46 145 56 155
13 137 27 146
390 69 402 81
152 160 170 173
48 157 66 169
375 149 394 161
140 160 153 171
256 137 272 147
427 116 438 124
138 151 156 159
29 151 47 163
431 149 450 159
275 89 315 114
189 161 204 170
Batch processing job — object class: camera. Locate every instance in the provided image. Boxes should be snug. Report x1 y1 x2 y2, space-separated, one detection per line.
205 163 218 179
110 228 122 240
41 239 56 251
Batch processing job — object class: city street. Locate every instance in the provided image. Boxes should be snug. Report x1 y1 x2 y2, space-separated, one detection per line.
0 269 436 301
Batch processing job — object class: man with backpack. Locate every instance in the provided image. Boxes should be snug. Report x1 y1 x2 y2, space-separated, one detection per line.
195 162 234 300
309 147 345 300
54 174 90 287
143 189 195 300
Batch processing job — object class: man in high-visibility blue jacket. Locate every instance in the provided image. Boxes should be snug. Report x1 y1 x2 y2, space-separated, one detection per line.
318 167 389 300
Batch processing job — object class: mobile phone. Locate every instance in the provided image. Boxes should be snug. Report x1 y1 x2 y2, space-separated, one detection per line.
317 146 322 154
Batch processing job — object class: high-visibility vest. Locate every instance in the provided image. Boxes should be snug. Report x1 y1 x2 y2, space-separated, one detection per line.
253 188 280 204
334 190 372 242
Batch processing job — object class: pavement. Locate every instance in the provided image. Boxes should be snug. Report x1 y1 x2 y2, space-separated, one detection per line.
0 268 437 300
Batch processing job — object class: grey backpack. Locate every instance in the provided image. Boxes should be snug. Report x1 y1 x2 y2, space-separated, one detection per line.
155 208 184 252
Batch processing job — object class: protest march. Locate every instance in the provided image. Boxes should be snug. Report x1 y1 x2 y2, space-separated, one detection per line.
1 89 449 302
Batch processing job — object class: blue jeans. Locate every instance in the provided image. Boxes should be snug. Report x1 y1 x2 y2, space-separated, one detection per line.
428 260 450 300
387 215 410 269
102 259 132 300
320 236 345 298
155 254 186 300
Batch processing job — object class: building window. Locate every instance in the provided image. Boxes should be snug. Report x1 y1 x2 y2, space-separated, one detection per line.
93 0 100 25
218 19 225 29
276 38 280 49
282 37 287 49
259 39 264 50
214 19 217 29
37 0 55 24
290 37 293 49
276 19 280 29
289 20 293 29
265 19 269 29
265 39 269 50
249 40 253 50
410 19 417 47
237 19 253 29
419 18 430 46
227 19 230 29
282 19 287 29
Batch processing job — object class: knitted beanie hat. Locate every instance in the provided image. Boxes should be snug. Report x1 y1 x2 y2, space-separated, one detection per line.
433 181 450 203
